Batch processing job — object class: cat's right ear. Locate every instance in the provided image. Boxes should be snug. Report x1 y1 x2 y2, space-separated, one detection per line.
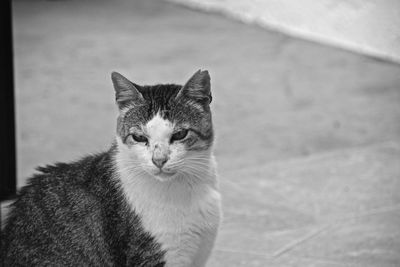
111 72 144 110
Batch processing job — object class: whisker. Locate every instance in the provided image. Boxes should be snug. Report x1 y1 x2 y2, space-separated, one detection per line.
183 163 209 170
184 161 211 168
184 157 211 161
183 166 210 177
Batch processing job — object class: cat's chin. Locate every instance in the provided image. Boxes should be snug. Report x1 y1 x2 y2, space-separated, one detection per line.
151 170 178 182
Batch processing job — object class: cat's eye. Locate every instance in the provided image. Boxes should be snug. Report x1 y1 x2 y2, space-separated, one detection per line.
171 129 188 142
130 134 148 144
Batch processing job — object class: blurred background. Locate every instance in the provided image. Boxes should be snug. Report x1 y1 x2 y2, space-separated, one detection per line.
10 0 400 266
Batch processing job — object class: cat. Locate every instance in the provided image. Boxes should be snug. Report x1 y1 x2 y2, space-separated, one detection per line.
1 70 222 267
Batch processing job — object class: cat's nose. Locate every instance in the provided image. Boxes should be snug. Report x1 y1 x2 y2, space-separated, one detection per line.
152 143 169 168
152 156 168 169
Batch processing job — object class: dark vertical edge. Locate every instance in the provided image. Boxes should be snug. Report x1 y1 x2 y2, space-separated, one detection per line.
0 0 17 202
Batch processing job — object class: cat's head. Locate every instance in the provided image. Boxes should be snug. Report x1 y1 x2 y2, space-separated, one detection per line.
112 70 214 181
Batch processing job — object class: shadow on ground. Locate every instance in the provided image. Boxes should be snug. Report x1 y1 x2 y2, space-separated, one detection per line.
11 0 400 266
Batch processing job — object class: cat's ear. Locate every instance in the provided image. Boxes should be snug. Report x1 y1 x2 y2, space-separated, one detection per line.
177 69 212 104
111 72 144 109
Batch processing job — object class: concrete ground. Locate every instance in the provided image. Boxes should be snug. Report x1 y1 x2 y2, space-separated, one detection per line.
11 0 400 266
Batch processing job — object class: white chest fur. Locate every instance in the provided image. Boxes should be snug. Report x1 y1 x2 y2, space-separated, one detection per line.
138 183 220 267
116 154 221 267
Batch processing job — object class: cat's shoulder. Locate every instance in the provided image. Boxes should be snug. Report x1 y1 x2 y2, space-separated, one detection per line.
15 152 114 203
35 151 110 180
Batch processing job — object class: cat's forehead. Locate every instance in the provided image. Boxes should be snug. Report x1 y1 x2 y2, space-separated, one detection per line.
118 85 212 139
142 113 174 140
123 94 204 125
146 113 173 130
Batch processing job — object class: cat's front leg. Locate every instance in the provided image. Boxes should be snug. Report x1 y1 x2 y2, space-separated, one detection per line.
190 223 219 267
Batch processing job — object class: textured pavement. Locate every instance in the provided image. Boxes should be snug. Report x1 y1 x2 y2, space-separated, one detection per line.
11 0 400 266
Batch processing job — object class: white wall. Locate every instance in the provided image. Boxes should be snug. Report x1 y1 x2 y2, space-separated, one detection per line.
168 0 400 62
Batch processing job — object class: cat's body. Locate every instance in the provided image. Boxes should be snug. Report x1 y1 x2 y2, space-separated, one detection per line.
1 70 221 267
2 149 166 266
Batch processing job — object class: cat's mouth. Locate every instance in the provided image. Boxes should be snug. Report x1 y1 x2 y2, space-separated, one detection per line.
154 169 177 179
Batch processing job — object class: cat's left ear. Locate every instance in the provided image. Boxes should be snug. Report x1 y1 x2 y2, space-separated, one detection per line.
177 69 212 104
